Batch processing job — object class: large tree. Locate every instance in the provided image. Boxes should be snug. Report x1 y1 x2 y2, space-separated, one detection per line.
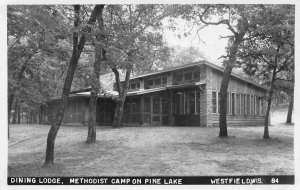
86 5 105 143
237 5 294 138
101 5 170 128
44 5 104 165
7 5 69 136
171 4 294 137
174 5 265 137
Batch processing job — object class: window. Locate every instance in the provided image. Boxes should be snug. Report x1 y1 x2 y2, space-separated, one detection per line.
241 94 245 115
212 92 217 114
130 82 136 90
236 94 240 115
251 95 254 115
232 93 235 115
147 75 167 88
184 71 192 81
246 94 250 115
147 79 153 87
256 97 260 115
176 72 183 82
218 92 221 113
162 77 167 84
193 70 200 79
253 96 256 115
261 100 265 116
130 81 140 91
227 92 231 115
154 78 161 85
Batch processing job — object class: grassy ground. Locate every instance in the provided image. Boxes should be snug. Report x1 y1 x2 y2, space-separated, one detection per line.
8 123 294 177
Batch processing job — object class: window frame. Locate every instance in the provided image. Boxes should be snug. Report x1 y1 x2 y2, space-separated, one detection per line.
212 91 217 114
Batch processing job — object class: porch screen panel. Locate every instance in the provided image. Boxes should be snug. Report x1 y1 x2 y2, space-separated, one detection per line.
122 99 131 123
189 91 195 114
185 92 189 114
162 98 168 115
153 97 160 114
131 97 140 123
180 94 184 115
162 98 169 125
144 96 151 123
144 97 150 112
196 91 200 114
76 100 84 123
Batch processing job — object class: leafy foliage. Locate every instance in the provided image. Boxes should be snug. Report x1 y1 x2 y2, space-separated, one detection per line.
237 5 294 88
8 5 72 117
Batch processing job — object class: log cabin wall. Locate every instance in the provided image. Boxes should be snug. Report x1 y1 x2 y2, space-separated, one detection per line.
209 68 267 127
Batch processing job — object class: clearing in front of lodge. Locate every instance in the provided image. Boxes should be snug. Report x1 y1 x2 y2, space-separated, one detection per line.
8 123 293 176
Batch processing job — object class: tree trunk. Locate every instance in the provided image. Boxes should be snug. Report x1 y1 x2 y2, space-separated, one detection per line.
219 64 233 137
44 5 103 166
86 91 97 143
45 5 80 166
12 99 18 124
113 97 125 128
8 60 29 139
8 93 14 125
112 66 131 128
263 66 277 139
86 5 105 143
219 33 245 137
39 104 42 124
286 89 293 124
17 105 21 124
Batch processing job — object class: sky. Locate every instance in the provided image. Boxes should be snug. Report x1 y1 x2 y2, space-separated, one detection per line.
162 18 232 65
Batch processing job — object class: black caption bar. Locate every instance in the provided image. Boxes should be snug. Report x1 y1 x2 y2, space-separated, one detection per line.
8 176 294 185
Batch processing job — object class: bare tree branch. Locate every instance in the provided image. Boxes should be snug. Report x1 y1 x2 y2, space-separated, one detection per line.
220 35 234 39
196 6 238 36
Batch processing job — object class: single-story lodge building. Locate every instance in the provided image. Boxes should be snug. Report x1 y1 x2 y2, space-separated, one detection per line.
41 61 267 127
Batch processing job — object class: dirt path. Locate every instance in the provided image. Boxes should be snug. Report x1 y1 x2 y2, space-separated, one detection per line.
8 124 294 176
